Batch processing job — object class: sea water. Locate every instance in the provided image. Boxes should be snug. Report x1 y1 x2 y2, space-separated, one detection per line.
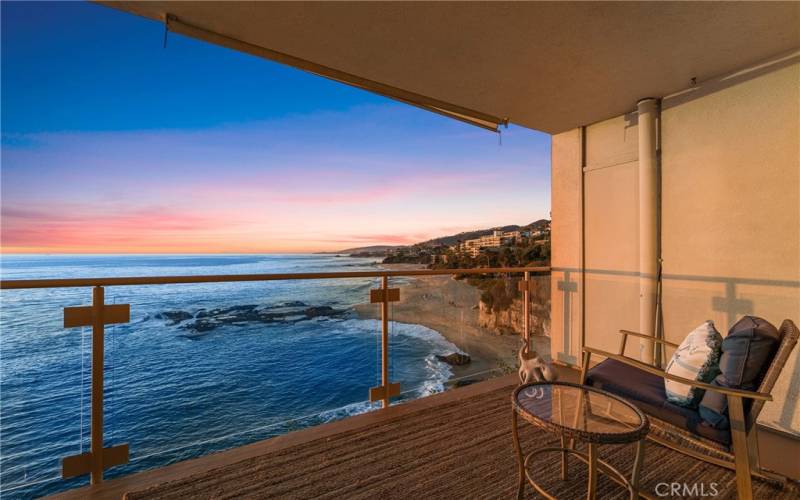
0 254 463 498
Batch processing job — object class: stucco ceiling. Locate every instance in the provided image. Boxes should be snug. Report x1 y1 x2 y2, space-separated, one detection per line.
99 1 800 134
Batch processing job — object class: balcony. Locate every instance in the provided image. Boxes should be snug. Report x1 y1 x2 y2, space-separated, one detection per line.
2 2 798 499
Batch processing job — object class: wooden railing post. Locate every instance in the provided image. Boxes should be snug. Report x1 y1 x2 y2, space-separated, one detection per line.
523 271 530 349
380 276 390 408
369 276 400 408
90 286 105 484
62 287 130 483
518 271 532 350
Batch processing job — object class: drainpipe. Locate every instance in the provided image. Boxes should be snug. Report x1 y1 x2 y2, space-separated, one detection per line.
637 98 659 365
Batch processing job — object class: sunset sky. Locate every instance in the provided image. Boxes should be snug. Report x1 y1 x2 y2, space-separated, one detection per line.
1 2 550 254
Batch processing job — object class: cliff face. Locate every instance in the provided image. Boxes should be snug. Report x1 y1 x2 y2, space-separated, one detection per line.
478 275 550 337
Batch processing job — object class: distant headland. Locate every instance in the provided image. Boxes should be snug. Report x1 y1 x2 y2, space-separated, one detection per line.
317 219 551 268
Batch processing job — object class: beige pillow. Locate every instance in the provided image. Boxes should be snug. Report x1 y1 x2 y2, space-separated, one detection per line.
664 321 723 407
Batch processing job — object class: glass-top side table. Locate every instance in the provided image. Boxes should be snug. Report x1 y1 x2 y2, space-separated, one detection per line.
512 381 649 499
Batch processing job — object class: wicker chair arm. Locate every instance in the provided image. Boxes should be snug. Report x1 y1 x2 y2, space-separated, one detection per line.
582 346 772 402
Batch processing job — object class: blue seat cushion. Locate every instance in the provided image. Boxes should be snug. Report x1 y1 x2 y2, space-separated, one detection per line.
585 358 731 446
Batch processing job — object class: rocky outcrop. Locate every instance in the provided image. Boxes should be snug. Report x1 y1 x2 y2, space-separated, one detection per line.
435 352 472 366
303 306 340 318
155 311 194 325
478 276 551 337
156 303 349 333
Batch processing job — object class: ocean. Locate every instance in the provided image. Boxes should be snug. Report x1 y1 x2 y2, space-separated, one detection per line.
0 254 464 498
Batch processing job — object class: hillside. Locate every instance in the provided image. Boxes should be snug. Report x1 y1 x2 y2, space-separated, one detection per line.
417 219 550 247
317 245 402 256
326 219 550 256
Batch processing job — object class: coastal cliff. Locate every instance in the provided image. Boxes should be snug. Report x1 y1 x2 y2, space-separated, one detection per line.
354 269 521 381
478 288 550 337
476 275 551 337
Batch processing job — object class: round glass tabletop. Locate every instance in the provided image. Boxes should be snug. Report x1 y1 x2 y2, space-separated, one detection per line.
513 381 649 444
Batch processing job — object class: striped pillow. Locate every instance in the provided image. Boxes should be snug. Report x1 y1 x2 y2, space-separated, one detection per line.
664 321 723 407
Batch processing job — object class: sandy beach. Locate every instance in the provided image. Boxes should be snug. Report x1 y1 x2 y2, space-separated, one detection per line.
355 263 550 387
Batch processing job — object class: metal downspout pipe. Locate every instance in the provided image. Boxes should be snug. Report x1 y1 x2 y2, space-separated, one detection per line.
637 98 660 365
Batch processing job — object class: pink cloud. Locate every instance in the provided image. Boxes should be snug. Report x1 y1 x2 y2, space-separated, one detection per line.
0 202 433 253
1 204 235 251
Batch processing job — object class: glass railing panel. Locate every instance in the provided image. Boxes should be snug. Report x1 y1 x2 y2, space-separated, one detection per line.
380 271 496 403
0 288 93 497
467 271 552 366
387 272 459 400
440 272 521 384
95 280 384 483
383 270 553 405
527 272 552 357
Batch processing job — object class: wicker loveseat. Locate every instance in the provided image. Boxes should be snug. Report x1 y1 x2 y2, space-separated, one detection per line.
579 319 798 500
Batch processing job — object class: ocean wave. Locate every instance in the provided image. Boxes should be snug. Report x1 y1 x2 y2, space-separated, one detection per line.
419 353 453 396
331 318 461 398
392 323 465 354
339 318 463 352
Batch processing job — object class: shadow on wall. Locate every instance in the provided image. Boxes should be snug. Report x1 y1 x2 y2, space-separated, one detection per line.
555 270 579 366
552 266 800 433
663 50 800 110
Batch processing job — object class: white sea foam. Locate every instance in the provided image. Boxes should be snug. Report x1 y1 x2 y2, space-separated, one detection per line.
341 318 465 353
317 400 381 422
334 318 464 398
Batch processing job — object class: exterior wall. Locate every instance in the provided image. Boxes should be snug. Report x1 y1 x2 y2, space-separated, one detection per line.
660 59 800 434
549 56 800 437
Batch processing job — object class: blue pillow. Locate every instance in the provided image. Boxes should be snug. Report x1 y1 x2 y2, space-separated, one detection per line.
698 316 780 429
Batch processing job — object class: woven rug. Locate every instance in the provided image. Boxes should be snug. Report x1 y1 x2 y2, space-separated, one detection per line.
124 387 797 499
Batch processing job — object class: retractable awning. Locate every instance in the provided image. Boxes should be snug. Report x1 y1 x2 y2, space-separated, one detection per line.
99 1 800 134
165 14 507 132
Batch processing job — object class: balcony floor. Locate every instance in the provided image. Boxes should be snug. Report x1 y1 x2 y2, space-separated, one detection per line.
54 374 798 500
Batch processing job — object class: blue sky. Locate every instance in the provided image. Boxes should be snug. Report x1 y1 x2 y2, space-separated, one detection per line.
1 1 550 253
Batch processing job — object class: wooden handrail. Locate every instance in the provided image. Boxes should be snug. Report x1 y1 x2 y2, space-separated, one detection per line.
0 266 550 290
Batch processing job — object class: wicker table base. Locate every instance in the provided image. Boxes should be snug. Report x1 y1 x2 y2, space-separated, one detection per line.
514 433 641 499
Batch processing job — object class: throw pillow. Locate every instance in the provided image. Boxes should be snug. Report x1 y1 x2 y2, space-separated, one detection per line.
699 316 780 429
664 320 723 407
